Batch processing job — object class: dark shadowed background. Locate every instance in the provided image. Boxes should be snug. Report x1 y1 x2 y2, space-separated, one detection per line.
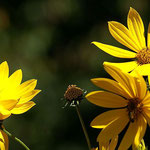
0 0 150 149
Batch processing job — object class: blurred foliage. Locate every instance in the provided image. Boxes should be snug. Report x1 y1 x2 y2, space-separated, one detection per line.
0 0 149 149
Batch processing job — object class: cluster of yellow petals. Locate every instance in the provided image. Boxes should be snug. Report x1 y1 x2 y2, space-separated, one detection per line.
86 62 150 150
0 61 41 120
92 7 150 75
0 61 40 150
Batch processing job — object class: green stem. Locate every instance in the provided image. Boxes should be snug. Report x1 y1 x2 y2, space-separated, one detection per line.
75 105 91 150
2 128 30 150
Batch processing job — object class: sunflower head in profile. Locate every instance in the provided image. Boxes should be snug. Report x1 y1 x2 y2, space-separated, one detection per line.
92 7 150 75
0 61 41 150
0 61 41 120
86 63 150 150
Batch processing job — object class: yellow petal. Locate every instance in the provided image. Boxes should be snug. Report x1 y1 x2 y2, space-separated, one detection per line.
132 115 147 150
8 69 22 87
104 62 138 98
108 21 140 52
86 91 127 108
127 7 146 49
132 64 150 76
11 101 35 114
97 109 128 144
0 106 11 120
118 120 139 149
148 75 150 85
92 42 136 58
147 23 150 49
104 61 138 73
143 108 150 126
18 90 41 104
109 135 118 150
0 99 18 110
142 92 150 106
91 78 130 98
135 71 147 100
0 130 8 150
18 79 37 96
0 61 9 82
91 109 126 128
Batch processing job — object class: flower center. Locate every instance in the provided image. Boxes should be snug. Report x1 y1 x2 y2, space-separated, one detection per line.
127 98 143 122
136 48 150 65
64 85 83 101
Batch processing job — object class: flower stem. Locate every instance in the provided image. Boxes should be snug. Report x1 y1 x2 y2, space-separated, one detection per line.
75 105 91 150
2 128 30 150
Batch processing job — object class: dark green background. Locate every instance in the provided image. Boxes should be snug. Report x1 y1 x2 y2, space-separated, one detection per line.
0 0 150 149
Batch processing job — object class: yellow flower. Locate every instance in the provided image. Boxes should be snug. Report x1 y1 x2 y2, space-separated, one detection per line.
86 63 150 150
0 130 8 150
0 61 40 120
93 7 150 75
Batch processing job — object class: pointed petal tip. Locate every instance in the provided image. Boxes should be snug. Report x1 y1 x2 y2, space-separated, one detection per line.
90 78 98 85
1 61 8 67
91 41 95 45
129 7 135 12
16 69 22 74
108 21 113 25
36 89 41 94
85 92 94 99
90 78 95 82
92 41 98 45
2 61 8 64
103 61 110 66
31 79 37 84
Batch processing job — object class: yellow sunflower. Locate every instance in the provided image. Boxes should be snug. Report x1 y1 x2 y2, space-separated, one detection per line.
86 63 150 150
93 7 150 75
0 61 41 120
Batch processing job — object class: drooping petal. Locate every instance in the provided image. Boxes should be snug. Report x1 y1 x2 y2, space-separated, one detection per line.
92 42 136 58
91 109 126 128
99 135 118 150
108 21 140 52
0 130 9 150
8 69 22 87
147 23 150 49
132 115 147 150
109 135 118 150
0 130 8 150
127 7 146 50
104 62 138 98
18 90 41 104
118 120 139 149
104 61 138 73
97 109 129 144
86 91 127 108
11 101 35 114
91 78 130 98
